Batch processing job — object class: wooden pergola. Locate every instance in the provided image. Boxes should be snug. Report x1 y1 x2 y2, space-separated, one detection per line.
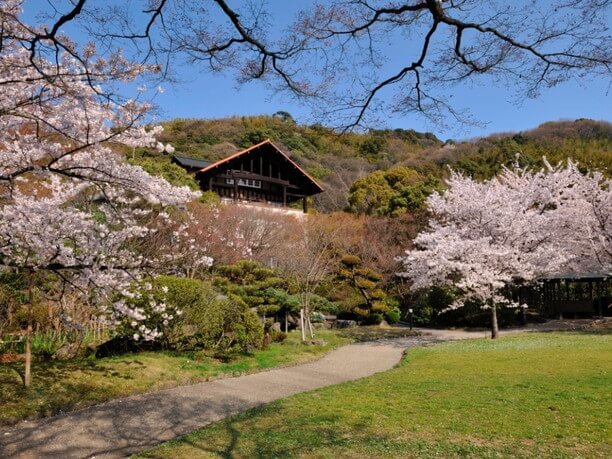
540 272 611 318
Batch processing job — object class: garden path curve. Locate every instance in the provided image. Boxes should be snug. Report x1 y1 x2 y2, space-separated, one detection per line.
1 320 591 458
1 335 436 458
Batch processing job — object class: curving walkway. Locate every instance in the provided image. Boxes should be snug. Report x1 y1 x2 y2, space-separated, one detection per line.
3 320 597 458
0 335 436 458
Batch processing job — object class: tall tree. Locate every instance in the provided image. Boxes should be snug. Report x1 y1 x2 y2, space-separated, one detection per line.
397 160 611 338
277 215 340 340
0 0 198 385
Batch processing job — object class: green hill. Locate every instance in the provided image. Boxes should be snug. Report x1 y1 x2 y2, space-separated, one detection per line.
132 116 612 213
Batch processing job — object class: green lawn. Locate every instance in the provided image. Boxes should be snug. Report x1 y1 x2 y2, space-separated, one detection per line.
0 330 354 425
140 332 612 458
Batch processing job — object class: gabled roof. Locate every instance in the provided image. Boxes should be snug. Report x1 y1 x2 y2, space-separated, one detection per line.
172 155 212 169
197 139 324 193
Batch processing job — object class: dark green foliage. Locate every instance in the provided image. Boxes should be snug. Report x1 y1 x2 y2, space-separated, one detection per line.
407 287 522 328
213 262 339 326
272 111 295 123
364 313 384 325
385 308 401 324
240 127 277 147
359 135 387 161
127 148 199 190
214 261 286 312
115 276 264 354
269 329 287 343
348 166 441 216
183 292 263 354
214 261 298 323
407 287 455 326
337 255 389 321
261 287 300 313
307 295 339 314
198 190 221 205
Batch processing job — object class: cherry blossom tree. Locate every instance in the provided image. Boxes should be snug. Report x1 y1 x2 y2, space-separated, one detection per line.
397 160 611 338
0 1 199 385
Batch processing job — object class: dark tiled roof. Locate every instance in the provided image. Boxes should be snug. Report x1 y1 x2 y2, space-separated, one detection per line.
172 155 213 169
540 272 611 281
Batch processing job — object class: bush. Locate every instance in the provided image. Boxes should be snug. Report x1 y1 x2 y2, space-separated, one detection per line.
385 308 401 324
199 191 221 205
270 330 287 343
176 290 263 353
336 310 360 321
364 313 384 325
113 276 264 354
310 311 326 323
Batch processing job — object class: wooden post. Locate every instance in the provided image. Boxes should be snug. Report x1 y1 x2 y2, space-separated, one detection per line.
282 186 287 207
302 197 308 213
285 311 288 334
232 171 238 201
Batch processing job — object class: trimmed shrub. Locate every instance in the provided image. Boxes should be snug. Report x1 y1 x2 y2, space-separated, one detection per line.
270 330 287 343
112 276 264 354
175 289 263 353
385 308 401 324
364 313 384 325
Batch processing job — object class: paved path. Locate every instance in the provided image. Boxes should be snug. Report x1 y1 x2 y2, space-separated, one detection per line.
3 319 601 458
0 336 436 458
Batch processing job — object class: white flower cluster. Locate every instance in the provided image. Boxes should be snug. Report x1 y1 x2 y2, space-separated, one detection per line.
0 2 203 340
398 160 611 308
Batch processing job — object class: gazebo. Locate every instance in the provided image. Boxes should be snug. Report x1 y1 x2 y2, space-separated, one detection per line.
539 272 611 318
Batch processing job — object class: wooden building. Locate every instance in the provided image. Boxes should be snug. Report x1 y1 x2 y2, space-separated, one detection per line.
540 272 611 318
171 155 212 173
173 139 324 212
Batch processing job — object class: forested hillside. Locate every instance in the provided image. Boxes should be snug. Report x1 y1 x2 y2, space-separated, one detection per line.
132 116 612 213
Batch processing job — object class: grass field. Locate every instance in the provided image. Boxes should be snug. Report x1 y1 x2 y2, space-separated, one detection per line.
140 332 612 458
0 330 356 425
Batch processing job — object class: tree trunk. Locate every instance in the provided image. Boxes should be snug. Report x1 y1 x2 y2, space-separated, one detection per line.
24 274 34 387
491 303 499 339
300 308 305 341
24 313 32 387
284 311 288 334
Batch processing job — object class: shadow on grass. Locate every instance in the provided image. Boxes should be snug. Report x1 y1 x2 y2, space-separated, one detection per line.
143 408 361 459
553 328 612 336
0 357 145 424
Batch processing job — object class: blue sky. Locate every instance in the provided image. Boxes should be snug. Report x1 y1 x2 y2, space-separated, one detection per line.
23 0 611 141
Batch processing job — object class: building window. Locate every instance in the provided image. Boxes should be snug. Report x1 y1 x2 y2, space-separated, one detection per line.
226 171 261 188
